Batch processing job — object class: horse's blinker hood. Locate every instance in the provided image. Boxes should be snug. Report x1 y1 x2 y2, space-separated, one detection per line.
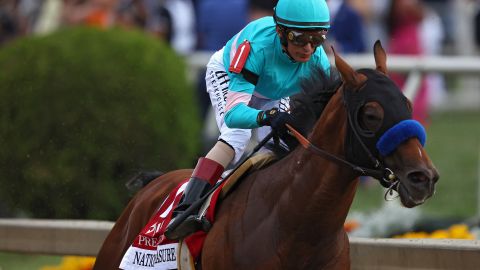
344 69 426 167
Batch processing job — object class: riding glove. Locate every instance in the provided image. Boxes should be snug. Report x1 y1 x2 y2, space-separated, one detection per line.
257 108 294 137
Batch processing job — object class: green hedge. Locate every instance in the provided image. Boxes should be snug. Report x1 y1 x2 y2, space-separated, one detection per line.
0 27 201 220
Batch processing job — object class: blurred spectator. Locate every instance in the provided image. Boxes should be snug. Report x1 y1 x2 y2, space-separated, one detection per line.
420 3 447 109
116 0 148 30
423 0 455 50
249 0 277 21
161 0 196 55
327 0 366 54
386 0 430 125
0 0 43 44
140 0 167 39
17 0 44 33
34 0 63 35
0 2 20 45
475 2 480 50
19 0 46 33
62 0 117 29
349 0 391 49
420 4 444 57
115 0 196 56
197 0 247 52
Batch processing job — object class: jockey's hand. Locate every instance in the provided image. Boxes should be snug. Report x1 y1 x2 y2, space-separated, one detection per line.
257 108 294 137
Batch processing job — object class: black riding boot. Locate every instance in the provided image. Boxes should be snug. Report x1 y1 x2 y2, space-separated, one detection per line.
164 157 224 240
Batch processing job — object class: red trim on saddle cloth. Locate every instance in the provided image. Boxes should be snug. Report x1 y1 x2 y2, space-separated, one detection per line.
130 181 188 250
120 179 226 268
228 40 251 74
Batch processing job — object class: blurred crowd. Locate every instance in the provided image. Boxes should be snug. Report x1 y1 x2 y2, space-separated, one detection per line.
1 0 471 55
1 0 478 126
0 0 280 55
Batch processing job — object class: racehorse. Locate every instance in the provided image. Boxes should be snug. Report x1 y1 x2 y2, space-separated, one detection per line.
94 41 439 270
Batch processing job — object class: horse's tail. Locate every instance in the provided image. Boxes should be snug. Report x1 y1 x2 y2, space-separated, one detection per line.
125 170 164 192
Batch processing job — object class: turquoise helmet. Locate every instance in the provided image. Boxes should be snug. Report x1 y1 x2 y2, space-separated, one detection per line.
274 0 330 29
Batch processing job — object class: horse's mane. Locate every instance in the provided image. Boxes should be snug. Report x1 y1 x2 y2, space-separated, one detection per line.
290 66 342 135
268 67 342 155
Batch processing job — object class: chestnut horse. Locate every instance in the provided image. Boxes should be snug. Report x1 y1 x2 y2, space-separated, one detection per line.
94 42 439 270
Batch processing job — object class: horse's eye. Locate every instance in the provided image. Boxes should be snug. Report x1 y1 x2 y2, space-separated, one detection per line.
358 102 384 132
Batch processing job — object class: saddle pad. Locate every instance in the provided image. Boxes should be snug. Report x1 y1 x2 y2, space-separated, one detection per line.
119 152 276 270
220 152 277 198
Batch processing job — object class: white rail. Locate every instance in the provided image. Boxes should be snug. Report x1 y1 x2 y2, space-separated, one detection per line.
1 219 479 269
187 51 480 74
0 219 112 256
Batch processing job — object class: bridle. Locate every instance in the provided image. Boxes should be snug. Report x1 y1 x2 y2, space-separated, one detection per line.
286 124 398 191
286 80 401 195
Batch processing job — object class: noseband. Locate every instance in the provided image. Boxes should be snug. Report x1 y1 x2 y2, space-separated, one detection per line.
287 69 427 190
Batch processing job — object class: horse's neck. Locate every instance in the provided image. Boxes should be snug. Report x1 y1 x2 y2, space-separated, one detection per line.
276 97 358 237
205 101 358 267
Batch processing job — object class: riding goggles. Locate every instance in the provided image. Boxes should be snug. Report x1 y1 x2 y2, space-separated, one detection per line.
286 29 327 47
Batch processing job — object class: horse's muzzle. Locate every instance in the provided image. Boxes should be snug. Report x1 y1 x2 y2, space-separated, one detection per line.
398 168 439 208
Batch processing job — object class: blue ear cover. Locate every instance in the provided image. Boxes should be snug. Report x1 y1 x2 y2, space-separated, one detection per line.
376 120 426 156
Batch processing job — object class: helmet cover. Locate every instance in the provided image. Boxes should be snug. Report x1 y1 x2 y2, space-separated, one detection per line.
274 0 330 29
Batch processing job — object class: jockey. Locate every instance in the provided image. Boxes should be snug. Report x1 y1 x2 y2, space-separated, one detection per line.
165 0 332 240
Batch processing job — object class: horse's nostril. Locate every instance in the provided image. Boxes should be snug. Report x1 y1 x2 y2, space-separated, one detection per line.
407 171 428 185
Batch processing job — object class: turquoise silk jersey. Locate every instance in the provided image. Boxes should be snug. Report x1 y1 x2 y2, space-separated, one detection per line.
223 16 331 129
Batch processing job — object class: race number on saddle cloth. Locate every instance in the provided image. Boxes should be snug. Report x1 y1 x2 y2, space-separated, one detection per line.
119 179 224 270
221 16 331 130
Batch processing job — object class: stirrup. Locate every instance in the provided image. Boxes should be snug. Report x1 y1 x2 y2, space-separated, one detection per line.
164 215 212 240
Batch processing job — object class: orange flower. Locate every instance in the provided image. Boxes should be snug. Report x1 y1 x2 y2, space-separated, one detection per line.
40 256 96 270
344 220 360 233
392 223 476 240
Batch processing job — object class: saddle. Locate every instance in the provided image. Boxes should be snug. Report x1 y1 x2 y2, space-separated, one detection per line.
119 152 277 270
